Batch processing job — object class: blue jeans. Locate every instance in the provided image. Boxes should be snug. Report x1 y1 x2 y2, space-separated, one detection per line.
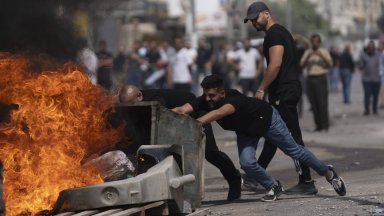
340 69 352 103
328 67 339 92
237 108 329 189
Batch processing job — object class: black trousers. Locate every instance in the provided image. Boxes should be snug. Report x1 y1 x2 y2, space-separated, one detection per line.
307 75 329 130
203 123 241 184
191 109 240 184
258 84 312 183
239 78 259 96
97 69 112 92
362 81 381 114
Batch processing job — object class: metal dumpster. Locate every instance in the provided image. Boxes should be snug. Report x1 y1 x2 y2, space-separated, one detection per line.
111 101 206 211
48 101 206 214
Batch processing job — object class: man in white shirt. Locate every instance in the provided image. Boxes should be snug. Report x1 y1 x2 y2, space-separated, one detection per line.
234 39 263 96
77 46 98 85
172 38 194 92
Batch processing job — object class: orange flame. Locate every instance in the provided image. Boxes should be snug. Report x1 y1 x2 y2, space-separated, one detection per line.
0 53 124 215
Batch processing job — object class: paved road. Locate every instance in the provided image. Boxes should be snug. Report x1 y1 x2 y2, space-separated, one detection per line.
201 73 384 216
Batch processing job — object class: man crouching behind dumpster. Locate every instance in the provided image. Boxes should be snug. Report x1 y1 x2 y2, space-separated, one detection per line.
118 84 242 201
172 75 346 201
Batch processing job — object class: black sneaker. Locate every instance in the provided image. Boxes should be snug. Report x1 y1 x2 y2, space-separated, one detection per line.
285 180 318 195
327 165 346 196
261 180 284 202
227 177 242 201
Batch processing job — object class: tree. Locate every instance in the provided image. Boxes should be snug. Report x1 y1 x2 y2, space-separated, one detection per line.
268 0 331 36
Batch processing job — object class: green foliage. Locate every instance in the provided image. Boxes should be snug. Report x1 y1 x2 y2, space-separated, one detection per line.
267 0 331 36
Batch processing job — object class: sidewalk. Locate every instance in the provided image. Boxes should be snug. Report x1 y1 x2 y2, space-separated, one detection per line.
202 74 384 215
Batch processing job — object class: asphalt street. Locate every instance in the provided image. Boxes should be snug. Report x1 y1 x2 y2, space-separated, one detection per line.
201 73 384 216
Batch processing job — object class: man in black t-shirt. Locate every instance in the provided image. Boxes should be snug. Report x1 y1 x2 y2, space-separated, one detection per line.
119 84 242 201
172 75 346 201
244 1 316 195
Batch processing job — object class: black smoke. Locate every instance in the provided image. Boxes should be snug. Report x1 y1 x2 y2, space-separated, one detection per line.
0 0 83 62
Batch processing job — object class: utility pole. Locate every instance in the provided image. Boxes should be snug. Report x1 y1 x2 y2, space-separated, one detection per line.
286 0 292 32
364 0 370 40
186 0 198 48
226 0 235 43
238 0 248 39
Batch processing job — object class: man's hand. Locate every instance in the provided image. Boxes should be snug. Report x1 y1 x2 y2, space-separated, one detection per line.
255 89 265 100
171 107 187 115
171 103 193 115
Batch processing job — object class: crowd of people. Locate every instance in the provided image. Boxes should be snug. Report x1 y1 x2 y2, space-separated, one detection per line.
77 32 384 123
76 36 267 97
327 39 384 116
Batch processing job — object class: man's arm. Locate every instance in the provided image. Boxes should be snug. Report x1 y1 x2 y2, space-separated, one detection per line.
196 104 235 124
317 49 332 68
300 50 311 67
255 45 284 100
171 103 194 115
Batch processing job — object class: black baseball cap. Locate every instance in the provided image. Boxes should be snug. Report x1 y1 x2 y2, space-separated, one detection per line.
243 2 269 23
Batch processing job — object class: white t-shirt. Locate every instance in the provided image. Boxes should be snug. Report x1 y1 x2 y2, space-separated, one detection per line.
227 50 237 61
235 48 261 79
173 48 193 83
188 48 197 61
77 48 98 84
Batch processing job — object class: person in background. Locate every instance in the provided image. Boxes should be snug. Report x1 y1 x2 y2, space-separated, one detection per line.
119 84 242 201
244 1 318 195
359 40 382 115
234 38 263 96
138 40 149 58
184 40 198 94
293 34 310 118
329 46 340 93
300 34 332 132
339 44 355 104
113 46 127 89
211 44 233 89
143 41 168 89
225 44 239 89
162 41 176 60
161 41 177 88
126 40 145 88
194 38 212 94
379 41 384 110
96 40 114 93
77 39 98 85
171 38 194 93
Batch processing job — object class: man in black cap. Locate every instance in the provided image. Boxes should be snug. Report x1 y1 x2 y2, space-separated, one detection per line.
244 2 318 195
119 84 242 201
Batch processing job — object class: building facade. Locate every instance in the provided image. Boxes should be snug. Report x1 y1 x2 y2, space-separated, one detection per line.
312 0 384 37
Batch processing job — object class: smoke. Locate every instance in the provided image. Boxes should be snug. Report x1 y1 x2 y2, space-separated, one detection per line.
0 0 83 62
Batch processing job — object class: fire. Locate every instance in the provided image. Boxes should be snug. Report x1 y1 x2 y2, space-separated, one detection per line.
0 53 124 215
